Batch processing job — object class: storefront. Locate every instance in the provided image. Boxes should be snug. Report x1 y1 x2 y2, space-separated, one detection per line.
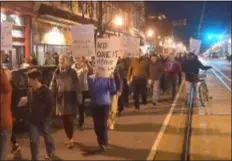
32 18 71 65
1 12 31 66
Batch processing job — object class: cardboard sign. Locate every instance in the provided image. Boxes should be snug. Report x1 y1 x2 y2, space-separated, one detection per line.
1 22 13 51
71 25 95 57
95 37 120 77
189 37 201 54
126 36 140 57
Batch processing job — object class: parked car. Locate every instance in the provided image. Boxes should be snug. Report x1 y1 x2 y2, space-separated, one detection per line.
210 52 220 58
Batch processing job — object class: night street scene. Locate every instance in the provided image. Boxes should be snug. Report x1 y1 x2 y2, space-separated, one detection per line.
0 1 231 160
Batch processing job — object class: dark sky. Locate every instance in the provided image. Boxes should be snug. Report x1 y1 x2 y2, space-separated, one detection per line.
145 1 231 50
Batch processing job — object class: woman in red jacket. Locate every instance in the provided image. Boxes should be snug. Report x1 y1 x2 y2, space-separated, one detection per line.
0 67 13 160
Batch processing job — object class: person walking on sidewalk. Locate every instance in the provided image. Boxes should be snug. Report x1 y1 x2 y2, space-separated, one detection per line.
149 54 164 106
50 54 79 148
108 66 122 130
88 72 116 151
127 54 150 111
72 56 89 129
0 67 13 160
17 69 56 160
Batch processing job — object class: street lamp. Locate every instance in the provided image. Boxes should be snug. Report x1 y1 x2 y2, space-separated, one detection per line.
114 15 123 27
147 29 154 38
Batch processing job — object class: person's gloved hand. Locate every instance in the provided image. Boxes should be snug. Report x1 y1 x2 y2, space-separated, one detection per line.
207 66 212 70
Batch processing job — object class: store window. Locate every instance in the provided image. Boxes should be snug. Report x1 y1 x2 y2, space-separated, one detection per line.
1 13 25 68
33 44 70 65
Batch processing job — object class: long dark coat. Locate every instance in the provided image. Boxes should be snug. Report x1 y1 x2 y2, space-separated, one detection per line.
50 67 79 116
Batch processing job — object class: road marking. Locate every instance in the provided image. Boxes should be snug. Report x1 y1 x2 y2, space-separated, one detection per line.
211 69 231 92
212 65 231 82
200 58 231 92
146 80 185 160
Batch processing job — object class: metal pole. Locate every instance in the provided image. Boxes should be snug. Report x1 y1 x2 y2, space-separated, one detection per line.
197 1 206 39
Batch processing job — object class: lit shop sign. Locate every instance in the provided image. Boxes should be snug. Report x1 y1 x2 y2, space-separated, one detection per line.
1 13 23 26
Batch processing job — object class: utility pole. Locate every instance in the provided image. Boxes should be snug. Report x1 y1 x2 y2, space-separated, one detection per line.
197 1 206 39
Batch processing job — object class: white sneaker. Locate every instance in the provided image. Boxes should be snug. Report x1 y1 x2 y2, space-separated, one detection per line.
108 125 115 130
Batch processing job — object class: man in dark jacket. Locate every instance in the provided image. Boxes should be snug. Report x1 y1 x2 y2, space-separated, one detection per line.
18 69 56 160
182 53 212 101
183 53 212 82
149 54 164 105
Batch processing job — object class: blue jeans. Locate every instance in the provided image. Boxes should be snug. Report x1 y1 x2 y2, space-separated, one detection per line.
29 121 54 160
0 129 11 160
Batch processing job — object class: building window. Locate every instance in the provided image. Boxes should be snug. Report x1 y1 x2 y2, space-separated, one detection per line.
42 27 66 45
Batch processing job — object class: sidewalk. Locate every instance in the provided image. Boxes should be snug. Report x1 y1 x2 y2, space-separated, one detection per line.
7 91 183 160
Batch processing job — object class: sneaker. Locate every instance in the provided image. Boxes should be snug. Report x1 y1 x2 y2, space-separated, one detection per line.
67 140 74 149
45 153 60 160
12 143 21 154
108 125 115 130
99 144 108 152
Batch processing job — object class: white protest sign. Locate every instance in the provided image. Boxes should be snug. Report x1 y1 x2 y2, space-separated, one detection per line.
71 25 95 57
118 35 127 58
95 37 120 77
126 36 140 57
1 22 13 51
189 37 201 54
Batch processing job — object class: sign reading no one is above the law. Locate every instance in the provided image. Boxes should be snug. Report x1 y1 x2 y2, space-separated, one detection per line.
95 37 120 77
71 25 95 57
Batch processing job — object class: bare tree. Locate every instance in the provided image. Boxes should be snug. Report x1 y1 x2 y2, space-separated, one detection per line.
95 1 118 38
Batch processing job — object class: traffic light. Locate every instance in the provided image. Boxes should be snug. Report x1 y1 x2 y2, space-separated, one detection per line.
207 34 224 40
208 35 213 40
217 34 224 40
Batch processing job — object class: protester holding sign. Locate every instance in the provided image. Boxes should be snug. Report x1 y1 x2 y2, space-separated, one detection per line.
88 71 116 152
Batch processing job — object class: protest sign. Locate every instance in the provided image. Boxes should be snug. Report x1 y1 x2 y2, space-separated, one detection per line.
118 35 127 58
189 37 201 54
1 22 13 51
95 37 120 77
126 36 140 57
71 25 95 57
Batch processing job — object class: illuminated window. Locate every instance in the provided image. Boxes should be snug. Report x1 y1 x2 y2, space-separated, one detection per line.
43 27 65 45
10 14 22 26
12 30 24 38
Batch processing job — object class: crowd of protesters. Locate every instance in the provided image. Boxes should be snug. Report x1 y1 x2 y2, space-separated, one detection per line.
0 49 212 160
